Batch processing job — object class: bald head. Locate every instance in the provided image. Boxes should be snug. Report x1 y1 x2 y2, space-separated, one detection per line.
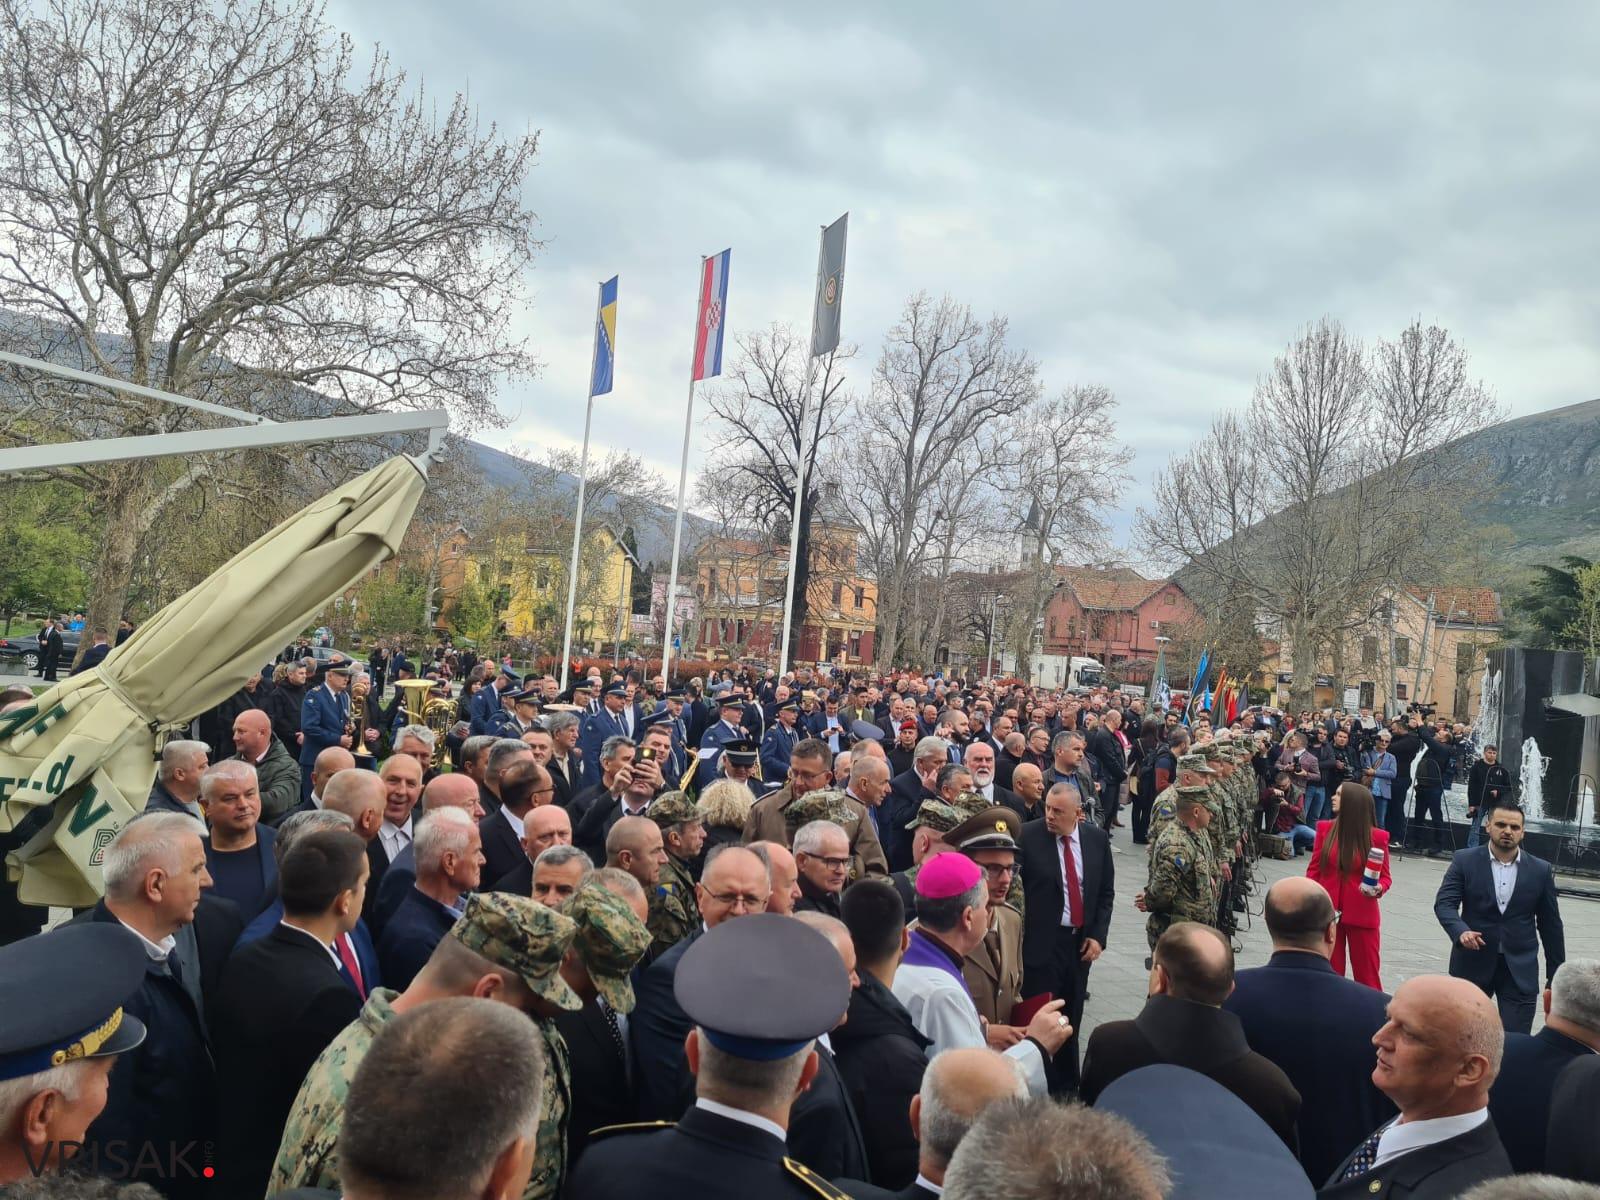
523 805 572 861
421 772 483 817
1374 975 1504 1118
1152 921 1234 1007
1263 876 1337 954
605 815 661 864
1011 762 1042 802
751 841 800 915
321 769 385 840
231 708 273 760
312 745 356 795
916 1047 1028 1175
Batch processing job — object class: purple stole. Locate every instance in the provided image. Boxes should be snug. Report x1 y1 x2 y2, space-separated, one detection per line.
902 928 973 999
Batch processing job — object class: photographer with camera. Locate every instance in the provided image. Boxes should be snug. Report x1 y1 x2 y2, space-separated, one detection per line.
1361 730 1398 826
1324 727 1361 806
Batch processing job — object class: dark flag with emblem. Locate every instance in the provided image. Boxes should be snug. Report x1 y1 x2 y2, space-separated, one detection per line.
811 212 848 357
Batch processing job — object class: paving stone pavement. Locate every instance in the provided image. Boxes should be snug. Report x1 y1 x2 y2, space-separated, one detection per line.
1078 824 1600 1044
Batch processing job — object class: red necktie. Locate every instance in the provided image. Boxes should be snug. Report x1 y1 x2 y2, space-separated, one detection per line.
336 933 366 998
1060 834 1083 928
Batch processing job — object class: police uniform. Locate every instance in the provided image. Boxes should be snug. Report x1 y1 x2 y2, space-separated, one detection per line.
268 894 585 1198
643 792 703 959
695 694 754 794
760 700 803 781
0 924 148 1185
567 915 854 1200
580 682 635 789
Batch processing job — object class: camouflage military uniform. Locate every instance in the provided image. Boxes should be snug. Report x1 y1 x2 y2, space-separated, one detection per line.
527 1017 573 1200
270 893 583 1198
267 987 398 1193
1145 818 1220 948
647 851 700 959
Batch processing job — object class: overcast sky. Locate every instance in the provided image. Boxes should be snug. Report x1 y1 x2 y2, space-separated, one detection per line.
332 1 1600 550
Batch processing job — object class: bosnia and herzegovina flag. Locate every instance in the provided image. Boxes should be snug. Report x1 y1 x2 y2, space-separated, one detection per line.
590 276 619 396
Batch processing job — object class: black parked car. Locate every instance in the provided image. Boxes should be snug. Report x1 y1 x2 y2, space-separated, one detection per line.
0 627 82 672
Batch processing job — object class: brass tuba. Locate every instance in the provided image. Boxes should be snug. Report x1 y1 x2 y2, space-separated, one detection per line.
394 679 456 770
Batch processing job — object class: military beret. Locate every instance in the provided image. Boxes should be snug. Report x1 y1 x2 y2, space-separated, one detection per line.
451 892 581 1011
785 788 855 831
948 806 1020 852
675 914 849 1060
645 790 702 828
0 925 148 1083
564 882 652 1014
905 798 964 833
916 852 982 898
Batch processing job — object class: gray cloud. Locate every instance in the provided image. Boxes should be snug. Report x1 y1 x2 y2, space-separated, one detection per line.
331 0 1600 541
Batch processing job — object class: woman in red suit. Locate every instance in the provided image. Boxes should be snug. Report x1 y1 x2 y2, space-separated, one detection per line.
1305 781 1391 989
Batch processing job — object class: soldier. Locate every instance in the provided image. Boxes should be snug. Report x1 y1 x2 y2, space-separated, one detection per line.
743 747 890 882
268 892 583 1196
1140 786 1221 949
1146 752 1217 857
643 791 705 958
889 792 1000 915
532 881 652 1200
947 807 1026 1043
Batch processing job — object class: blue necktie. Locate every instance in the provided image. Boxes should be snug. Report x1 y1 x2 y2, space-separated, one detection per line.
1339 1125 1388 1181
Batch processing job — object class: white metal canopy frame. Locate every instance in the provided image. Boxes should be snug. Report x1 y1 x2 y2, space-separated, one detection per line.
0 350 448 472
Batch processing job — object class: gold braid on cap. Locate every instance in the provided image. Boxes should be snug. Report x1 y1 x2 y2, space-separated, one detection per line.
51 1008 123 1066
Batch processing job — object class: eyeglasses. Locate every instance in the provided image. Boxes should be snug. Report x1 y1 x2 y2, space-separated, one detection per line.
806 855 851 871
977 861 1018 879
702 891 769 911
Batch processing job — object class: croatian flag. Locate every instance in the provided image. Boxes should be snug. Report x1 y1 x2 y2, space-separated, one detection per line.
692 248 731 381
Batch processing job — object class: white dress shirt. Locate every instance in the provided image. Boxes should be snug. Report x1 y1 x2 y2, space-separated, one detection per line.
500 805 525 841
914 1176 945 1196
1371 1108 1488 1169
1057 825 1084 927
379 815 413 862
695 1098 787 1144
1490 849 1521 914
117 916 176 962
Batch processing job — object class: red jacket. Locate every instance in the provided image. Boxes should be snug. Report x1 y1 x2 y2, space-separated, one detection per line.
1306 821 1391 929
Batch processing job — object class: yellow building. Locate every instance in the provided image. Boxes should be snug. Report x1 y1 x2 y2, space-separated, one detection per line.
464 525 638 648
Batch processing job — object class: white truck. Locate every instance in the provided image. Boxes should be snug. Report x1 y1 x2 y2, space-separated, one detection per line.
1002 653 1106 689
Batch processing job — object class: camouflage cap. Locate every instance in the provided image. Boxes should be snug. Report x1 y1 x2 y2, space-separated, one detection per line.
1176 753 1216 776
1197 742 1228 761
645 790 702 829
950 791 991 819
786 788 856 831
905 798 964 833
564 881 652 1014
450 892 582 1012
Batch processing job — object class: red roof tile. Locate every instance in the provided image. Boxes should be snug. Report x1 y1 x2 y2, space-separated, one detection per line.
1405 586 1503 626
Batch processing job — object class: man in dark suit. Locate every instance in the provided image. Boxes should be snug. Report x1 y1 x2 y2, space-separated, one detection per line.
297 661 352 800
1084 709 1128 829
479 757 546 890
74 812 221 1200
960 741 1019 816
377 808 480 990
1018 778 1113 1094
1547 1054 1600 1184
69 628 112 675
35 617 63 680
789 912 869 1181
1433 801 1566 1033
1320 974 1511 1198
631 845 769 1121
200 760 279 921
545 709 584 806
1487 959 1600 1173
1224 877 1395 1184
212 829 366 1200
883 738 949 872
1081 922 1300 1150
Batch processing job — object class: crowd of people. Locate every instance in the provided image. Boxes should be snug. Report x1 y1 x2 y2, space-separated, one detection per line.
0 650 1596 1200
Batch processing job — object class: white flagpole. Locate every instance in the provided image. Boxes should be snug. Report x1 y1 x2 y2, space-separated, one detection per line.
776 226 830 681
661 256 706 687
558 283 606 693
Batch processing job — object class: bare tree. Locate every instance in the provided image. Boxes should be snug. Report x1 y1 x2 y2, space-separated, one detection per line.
859 292 1040 669
0 0 540 658
701 325 854 664
1137 317 1500 710
1002 384 1132 677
